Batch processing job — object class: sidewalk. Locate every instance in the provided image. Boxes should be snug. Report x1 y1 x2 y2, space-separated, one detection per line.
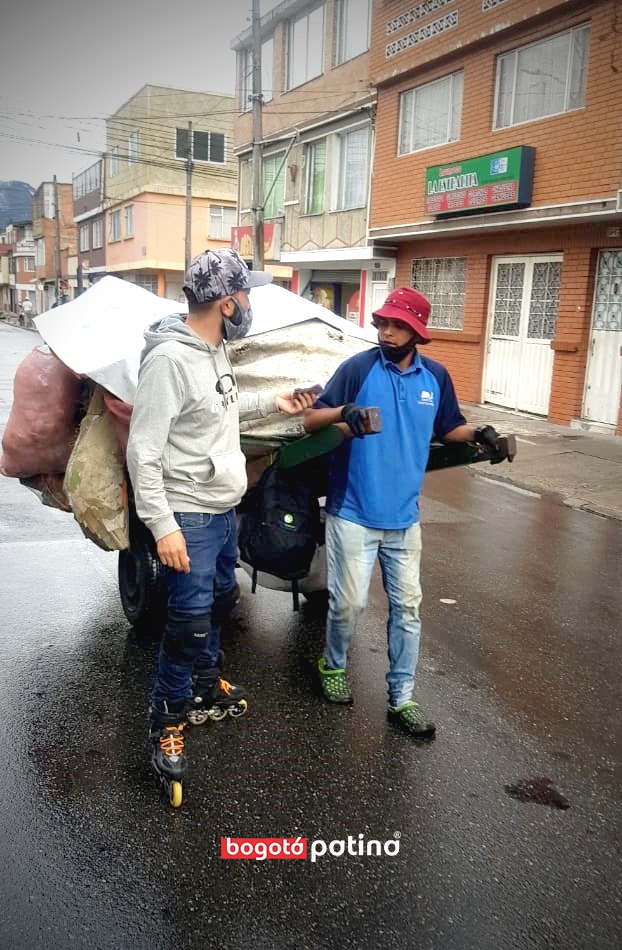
461 402 622 522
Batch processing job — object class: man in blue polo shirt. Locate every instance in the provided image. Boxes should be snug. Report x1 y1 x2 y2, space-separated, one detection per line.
303 286 506 739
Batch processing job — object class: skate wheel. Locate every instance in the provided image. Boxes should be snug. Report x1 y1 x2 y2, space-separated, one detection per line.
228 699 248 718
187 709 209 726
169 781 183 808
207 706 228 722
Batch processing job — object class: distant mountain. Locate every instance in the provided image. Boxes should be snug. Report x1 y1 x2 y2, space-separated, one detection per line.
0 181 35 230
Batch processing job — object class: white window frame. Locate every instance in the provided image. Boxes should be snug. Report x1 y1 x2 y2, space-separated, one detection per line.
303 138 326 215
73 163 101 199
263 152 286 220
287 3 324 90
493 24 590 129
109 146 119 177
128 130 139 165
209 205 237 240
333 125 369 212
23 256 35 272
133 274 158 294
109 210 121 242
79 224 90 252
35 238 45 267
239 38 274 112
124 204 134 238
399 71 463 155
92 218 103 249
411 257 467 331
336 0 370 65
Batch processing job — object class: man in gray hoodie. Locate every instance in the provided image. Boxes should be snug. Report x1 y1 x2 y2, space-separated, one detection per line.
127 248 315 804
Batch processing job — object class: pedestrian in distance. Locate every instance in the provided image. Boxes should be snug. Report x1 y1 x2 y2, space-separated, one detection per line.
126 248 317 806
303 286 510 739
18 297 33 326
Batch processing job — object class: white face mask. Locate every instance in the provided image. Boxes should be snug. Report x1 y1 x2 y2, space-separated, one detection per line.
223 297 253 341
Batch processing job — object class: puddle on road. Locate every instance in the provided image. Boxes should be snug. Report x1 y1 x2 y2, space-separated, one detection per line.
504 776 570 809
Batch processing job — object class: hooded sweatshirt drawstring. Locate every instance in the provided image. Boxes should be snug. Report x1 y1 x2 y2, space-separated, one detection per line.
126 313 277 543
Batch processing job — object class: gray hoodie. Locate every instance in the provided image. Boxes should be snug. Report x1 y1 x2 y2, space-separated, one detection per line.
126 314 278 542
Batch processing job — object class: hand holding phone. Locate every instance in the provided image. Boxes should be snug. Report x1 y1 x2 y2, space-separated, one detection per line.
292 383 323 398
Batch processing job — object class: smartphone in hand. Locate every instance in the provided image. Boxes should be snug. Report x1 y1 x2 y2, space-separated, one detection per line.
292 383 323 398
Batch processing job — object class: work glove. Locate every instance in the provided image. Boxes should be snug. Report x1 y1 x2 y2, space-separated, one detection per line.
341 403 368 438
474 424 506 464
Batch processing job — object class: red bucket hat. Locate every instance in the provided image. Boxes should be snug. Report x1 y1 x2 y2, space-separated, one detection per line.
372 287 431 342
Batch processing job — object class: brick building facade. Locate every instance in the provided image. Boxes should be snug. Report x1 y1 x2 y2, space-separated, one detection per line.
368 0 622 432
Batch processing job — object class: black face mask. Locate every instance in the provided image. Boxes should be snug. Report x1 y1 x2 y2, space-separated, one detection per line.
380 340 417 363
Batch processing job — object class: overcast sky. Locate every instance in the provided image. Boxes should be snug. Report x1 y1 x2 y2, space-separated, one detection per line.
0 0 278 187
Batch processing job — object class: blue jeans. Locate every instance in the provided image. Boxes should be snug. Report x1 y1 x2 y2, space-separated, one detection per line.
151 509 238 709
324 514 423 708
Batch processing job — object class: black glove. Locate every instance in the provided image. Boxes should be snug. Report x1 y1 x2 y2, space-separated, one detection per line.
341 403 368 438
474 424 506 464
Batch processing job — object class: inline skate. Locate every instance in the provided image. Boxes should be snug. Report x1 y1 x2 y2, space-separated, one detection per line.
187 669 248 725
149 701 187 807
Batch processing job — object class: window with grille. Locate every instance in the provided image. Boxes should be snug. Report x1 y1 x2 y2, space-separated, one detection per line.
493 262 524 336
133 274 157 294
176 128 226 164
399 72 463 154
528 262 561 339
494 24 590 129
411 257 466 330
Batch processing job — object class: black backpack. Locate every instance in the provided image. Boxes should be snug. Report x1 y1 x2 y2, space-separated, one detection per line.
238 460 321 610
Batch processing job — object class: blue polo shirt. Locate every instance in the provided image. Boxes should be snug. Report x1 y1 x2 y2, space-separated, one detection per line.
316 347 466 529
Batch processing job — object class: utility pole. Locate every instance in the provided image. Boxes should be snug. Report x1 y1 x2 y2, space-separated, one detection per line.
53 175 62 304
251 0 264 270
184 121 193 272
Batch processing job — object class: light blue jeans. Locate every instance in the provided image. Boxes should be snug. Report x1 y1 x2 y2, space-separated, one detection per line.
324 514 423 708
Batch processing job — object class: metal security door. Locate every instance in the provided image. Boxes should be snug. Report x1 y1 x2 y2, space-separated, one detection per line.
484 256 561 414
582 249 622 426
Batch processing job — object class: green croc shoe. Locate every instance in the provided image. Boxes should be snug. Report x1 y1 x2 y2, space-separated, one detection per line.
387 701 436 739
317 656 353 705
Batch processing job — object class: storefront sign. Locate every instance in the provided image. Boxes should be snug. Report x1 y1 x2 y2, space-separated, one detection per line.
425 146 535 216
231 223 279 261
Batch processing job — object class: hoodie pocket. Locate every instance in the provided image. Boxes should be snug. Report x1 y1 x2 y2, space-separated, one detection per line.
202 450 247 496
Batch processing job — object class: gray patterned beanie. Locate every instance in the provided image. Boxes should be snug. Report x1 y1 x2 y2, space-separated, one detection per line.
183 247 271 305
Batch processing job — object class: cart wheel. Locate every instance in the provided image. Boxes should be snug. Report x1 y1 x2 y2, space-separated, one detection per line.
118 511 167 642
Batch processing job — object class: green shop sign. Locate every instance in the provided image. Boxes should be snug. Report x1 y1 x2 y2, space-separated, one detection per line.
425 146 535 216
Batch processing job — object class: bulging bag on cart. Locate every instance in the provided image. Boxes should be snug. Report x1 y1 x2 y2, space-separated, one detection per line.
63 386 129 551
238 460 320 582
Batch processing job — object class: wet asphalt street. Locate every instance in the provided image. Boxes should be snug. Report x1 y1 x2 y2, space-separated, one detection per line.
0 323 621 950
